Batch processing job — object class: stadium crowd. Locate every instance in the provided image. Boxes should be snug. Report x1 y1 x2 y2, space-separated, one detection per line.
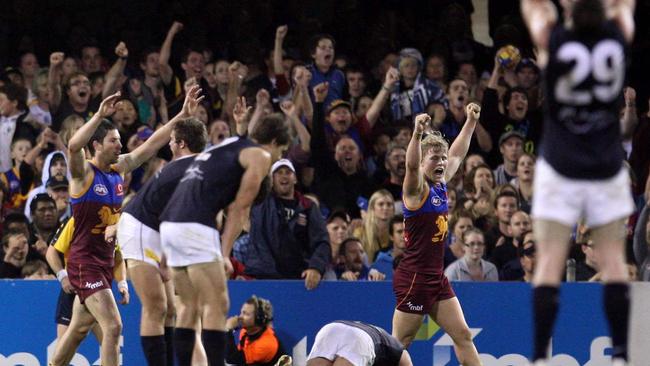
0 0 649 288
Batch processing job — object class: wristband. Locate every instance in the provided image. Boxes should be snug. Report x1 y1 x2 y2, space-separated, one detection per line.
56 269 68 282
118 280 128 291
382 85 392 92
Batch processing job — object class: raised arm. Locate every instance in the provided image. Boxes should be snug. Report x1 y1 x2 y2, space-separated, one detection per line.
281 100 310 152
224 62 248 127
521 0 558 68
116 85 203 174
233 96 252 136
247 89 270 135
293 67 314 127
47 52 64 111
273 25 288 76
608 0 635 43
446 103 480 181
68 92 122 179
366 67 399 127
403 114 428 202
102 42 129 98
159 21 183 85
621 87 637 139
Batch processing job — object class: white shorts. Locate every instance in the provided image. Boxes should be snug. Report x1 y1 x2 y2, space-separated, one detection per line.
117 212 162 267
308 323 376 366
532 159 634 227
160 221 222 267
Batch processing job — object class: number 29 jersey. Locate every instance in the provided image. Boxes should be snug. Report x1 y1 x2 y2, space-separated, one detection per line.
542 21 627 180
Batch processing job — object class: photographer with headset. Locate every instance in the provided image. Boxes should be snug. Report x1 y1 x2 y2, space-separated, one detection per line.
225 295 291 366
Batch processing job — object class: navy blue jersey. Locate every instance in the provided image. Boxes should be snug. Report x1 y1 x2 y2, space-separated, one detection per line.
541 21 626 179
334 321 404 366
160 137 258 227
123 155 196 231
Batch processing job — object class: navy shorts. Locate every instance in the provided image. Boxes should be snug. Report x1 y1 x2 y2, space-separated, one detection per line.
55 289 75 325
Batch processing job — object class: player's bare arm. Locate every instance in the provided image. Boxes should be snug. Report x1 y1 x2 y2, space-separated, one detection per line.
115 85 204 174
446 103 481 182
403 113 429 208
67 91 122 193
521 0 558 67
607 0 635 43
219 147 272 263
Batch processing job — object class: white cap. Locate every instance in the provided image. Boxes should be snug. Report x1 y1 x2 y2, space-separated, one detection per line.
271 159 295 173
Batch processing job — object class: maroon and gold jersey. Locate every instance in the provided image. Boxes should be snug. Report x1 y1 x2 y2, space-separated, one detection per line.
67 162 124 268
398 182 449 276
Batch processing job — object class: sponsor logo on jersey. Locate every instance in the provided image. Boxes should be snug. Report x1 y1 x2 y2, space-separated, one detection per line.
84 280 104 289
94 184 108 196
116 183 124 196
406 301 423 311
431 196 442 206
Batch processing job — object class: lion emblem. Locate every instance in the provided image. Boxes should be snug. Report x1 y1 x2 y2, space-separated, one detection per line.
432 215 448 243
91 206 120 234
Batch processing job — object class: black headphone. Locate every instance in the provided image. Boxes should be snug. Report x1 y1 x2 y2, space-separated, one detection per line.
251 295 271 327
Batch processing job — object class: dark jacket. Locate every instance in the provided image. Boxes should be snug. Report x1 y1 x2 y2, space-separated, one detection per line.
244 192 331 278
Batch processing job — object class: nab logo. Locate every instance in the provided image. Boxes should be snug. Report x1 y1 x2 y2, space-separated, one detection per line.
84 281 103 289
116 183 124 196
407 302 423 311
94 184 108 196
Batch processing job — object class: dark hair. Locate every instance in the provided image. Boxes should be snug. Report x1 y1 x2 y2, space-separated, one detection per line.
463 163 495 195
63 71 89 92
494 189 519 209
308 34 336 57
249 113 291 146
449 209 474 233
0 83 28 111
139 47 159 65
181 48 204 64
339 237 362 256
88 71 104 84
388 215 404 236
30 193 56 214
345 65 366 79
87 119 118 155
50 152 66 167
3 212 29 226
503 86 528 109
573 0 606 36
173 118 208 153
21 260 49 278
1 229 26 249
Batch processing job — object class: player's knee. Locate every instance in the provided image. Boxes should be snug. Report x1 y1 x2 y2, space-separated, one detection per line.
145 299 167 322
103 321 123 340
452 326 473 345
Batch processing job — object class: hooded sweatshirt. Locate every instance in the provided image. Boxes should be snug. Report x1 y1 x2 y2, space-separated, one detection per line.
24 151 71 221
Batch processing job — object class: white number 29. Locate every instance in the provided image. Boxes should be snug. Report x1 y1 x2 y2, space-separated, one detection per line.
555 40 624 106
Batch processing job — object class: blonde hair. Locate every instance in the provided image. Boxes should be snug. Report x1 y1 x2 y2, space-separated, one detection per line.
359 189 395 262
60 114 85 147
420 131 449 158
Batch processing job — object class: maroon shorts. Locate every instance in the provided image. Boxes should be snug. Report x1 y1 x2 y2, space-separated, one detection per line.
393 268 455 314
67 262 114 304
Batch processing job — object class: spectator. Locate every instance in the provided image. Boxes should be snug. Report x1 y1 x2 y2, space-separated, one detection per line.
21 259 54 279
463 163 495 206
0 83 35 172
245 159 331 290
378 145 406 206
58 114 84 147
371 215 406 280
19 52 40 94
354 189 396 263
424 53 448 90
28 193 60 260
437 78 492 153
112 98 144 151
1 137 34 211
445 227 498 281
482 49 542 165
444 209 475 268
345 66 367 110
207 119 231 147
24 150 69 220
484 189 519 257
2 213 30 238
80 45 104 74
45 176 71 222
27 68 52 126
575 229 599 282
494 130 525 185
510 152 535 213
204 60 230 119
390 48 445 121
514 58 541 111
490 210 531 272
323 210 351 280
456 62 479 101
336 237 385 281
0 230 29 278
366 131 391 181
311 82 375 217
307 34 345 108
501 230 536 282
225 296 288 366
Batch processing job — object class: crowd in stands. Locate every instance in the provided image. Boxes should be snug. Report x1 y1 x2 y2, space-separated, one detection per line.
1 1 649 286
